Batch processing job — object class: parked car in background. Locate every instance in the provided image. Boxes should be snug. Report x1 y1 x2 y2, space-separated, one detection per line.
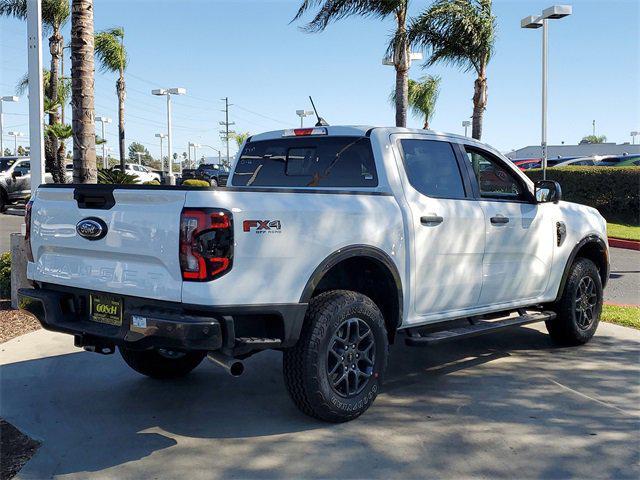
196 163 229 186
513 158 541 170
599 154 640 167
113 164 161 183
553 157 599 168
177 169 197 185
0 156 72 212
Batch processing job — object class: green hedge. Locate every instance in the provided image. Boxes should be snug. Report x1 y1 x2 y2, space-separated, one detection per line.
0 252 10 298
525 167 640 223
182 179 210 187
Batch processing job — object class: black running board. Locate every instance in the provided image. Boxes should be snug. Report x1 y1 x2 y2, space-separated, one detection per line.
405 311 556 347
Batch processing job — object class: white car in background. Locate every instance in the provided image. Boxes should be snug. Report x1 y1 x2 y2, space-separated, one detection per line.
114 163 161 183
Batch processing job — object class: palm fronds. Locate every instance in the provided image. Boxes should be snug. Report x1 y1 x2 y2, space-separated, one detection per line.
292 0 405 32
95 27 127 73
391 75 440 127
98 168 139 185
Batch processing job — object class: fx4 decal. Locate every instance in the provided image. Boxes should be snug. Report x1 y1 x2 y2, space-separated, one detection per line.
243 220 282 234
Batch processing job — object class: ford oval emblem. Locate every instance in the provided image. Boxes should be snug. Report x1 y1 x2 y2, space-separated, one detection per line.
76 218 107 241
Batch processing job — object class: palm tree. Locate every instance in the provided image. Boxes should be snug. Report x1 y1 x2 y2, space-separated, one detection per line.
409 0 495 140
95 27 127 169
1 0 70 180
70 0 97 183
392 75 440 129
17 69 71 182
232 132 251 149
293 0 412 127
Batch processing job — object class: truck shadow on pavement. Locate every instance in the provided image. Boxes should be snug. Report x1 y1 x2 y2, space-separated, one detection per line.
1 325 639 478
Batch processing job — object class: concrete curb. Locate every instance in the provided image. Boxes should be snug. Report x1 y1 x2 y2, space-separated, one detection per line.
608 237 640 251
604 302 640 308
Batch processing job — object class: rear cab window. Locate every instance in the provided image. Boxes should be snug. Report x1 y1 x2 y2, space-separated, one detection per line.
231 136 378 188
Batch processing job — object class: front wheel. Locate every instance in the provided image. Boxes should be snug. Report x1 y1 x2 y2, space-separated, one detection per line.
119 347 206 379
283 290 389 423
546 257 603 345
209 178 218 187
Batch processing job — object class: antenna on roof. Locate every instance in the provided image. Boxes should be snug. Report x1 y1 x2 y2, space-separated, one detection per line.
309 96 329 127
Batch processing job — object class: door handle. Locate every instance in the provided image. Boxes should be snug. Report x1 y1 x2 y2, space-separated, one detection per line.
421 215 444 226
490 215 509 225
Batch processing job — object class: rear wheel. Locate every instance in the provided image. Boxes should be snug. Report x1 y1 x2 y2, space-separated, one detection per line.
546 257 603 345
209 178 218 187
283 290 388 423
0 189 7 213
119 347 206 379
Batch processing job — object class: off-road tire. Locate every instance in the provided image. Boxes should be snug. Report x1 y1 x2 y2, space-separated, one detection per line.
283 290 388 423
546 257 603 345
119 347 206 379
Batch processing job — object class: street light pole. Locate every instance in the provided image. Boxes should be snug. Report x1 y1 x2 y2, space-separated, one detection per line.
152 87 186 184
521 5 572 181
296 110 314 128
462 120 471 137
96 116 112 168
155 133 167 171
632 131 639 145
202 144 223 164
1 96 19 155
541 17 548 179
8 131 24 155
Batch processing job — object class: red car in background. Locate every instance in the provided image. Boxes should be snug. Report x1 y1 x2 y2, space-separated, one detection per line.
513 158 542 170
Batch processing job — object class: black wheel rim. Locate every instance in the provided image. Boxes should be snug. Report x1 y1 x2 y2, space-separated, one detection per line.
575 276 598 329
326 317 376 398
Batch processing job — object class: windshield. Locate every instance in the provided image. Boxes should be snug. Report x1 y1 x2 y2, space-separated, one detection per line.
232 136 377 188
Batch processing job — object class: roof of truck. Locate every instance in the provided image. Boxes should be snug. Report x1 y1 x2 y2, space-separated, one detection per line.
248 126 497 156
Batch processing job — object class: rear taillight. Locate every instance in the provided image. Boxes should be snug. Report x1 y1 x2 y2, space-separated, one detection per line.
24 200 34 261
179 208 233 281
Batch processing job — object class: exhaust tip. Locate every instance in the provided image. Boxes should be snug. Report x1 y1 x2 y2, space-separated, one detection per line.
229 361 244 377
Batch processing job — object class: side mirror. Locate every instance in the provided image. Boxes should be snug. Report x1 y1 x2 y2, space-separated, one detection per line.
535 180 562 203
12 171 23 178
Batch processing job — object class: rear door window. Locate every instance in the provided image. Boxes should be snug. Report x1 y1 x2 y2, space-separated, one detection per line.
232 136 378 188
399 139 467 199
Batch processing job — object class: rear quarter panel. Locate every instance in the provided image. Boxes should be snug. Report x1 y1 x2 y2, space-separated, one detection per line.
182 189 405 306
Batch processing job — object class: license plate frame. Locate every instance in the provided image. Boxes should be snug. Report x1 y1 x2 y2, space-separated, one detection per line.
89 293 123 326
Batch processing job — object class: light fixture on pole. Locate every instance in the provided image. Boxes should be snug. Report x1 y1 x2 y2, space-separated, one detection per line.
189 142 201 167
0 96 19 155
8 131 24 155
521 5 572 180
382 51 423 66
96 116 112 169
155 133 167 171
462 120 471 137
202 144 223 164
296 110 314 128
631 131 639 145
152 87 187 184
135 151 143 165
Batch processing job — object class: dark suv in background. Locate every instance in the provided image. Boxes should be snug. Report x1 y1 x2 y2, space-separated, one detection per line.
196 164 229 186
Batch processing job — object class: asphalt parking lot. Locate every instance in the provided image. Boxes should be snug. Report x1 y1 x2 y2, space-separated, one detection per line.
1 323 638 479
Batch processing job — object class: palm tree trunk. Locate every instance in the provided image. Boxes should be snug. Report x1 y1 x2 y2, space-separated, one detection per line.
71 0 97 183
423 118 429 129
48 28 66 183
394 9 409 128
117 73 126 169
471 70 488 140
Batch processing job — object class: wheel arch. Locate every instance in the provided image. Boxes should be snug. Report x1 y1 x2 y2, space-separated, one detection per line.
555 235 609 302
300 245 403 343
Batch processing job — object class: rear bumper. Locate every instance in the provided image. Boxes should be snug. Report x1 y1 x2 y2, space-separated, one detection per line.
18 286 307 354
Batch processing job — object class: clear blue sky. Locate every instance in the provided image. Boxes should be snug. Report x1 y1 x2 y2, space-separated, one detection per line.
1 0 639 159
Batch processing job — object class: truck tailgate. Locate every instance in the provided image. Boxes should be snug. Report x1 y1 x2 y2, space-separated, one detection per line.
28 186 186 301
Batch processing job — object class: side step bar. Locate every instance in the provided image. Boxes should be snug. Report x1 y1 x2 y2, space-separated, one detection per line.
405 311 556 347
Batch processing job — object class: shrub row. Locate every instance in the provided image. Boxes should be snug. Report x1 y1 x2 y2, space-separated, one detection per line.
0 252 10 298
525 167 639 223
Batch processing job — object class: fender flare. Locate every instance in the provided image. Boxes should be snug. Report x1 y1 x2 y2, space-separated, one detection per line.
299 245 404 326
554 234 609 302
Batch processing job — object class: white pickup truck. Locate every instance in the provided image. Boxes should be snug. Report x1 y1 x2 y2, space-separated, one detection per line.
19 126 609 422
